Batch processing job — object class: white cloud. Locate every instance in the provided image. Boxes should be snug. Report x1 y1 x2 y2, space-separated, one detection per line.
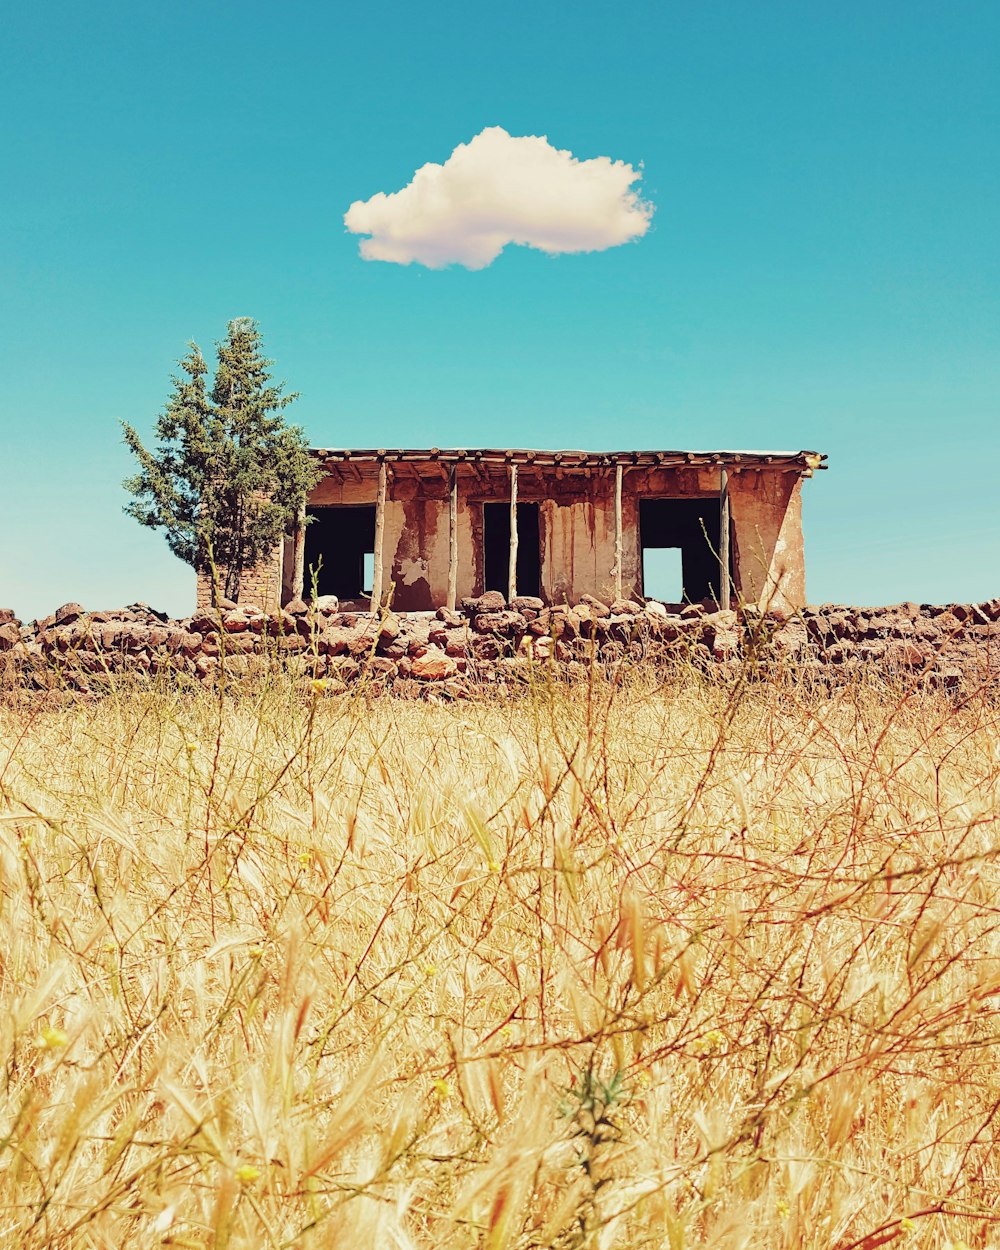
343 126 653 270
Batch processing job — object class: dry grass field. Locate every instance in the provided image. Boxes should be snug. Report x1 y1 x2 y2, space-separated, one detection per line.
1 670 999 1250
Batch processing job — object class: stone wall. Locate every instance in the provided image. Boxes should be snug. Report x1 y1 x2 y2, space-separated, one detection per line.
2 595 998 699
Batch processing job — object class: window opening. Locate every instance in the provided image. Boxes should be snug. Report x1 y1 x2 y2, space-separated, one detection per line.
483 502 541 598
303 505 376 599
642 547 684 603
639 498 724 604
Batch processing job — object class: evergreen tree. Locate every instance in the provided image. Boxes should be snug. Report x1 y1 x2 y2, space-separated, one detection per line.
123 317 320 603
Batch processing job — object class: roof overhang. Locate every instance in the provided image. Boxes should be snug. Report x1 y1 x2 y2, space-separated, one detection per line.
310 448 828 475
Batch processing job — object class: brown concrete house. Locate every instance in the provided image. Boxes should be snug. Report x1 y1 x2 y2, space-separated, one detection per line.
199 448 826 614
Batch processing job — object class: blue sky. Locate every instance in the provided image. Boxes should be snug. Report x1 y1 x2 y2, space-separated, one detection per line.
2 1 998 620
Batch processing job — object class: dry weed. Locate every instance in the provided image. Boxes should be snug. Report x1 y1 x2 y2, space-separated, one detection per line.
0 670 999 1249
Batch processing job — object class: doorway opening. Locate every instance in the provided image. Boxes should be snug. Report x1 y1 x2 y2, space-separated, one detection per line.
639 498 725 603
483 502 541 598
303 505 376 599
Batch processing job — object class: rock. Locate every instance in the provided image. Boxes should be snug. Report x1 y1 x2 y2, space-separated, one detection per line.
55 602 84 625
411 647 458 680
402 620 431 650
610 599 643 616
511 596 544 613
472 610 526 635
130 602 169 622
314 595 339 612
933 612 961 636
318 626 359 655
284 597 309 616
223 632 258 654
328 655 360 681
680 603 704 619
220 654 255 677
0 622 21 651
474 590 506 614
533 635 553 660
580 594 611 617
167 629 201 655
886 641 930 669
772 621 809 657
499 656 533 680
0 609 17 625
278 633 308 652
195 654 218 678
555 610 582 640
393 676 423 699
703 610 738 632
435 606 464 626
711 630 740 660
374 613 400 642
222 612 250 632
978 598 1000 621
932 667 963 692
191 609 222 634
645 601 668 617
439 677 472 700
472 637 501 661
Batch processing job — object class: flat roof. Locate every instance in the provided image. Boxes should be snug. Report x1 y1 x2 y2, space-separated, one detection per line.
311 448 828 473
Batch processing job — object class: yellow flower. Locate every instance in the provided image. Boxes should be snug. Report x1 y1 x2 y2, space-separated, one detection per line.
693 1029 725 1056
297 851 312 866
775 1199 791 1220
310 678 328 694
235 1164 261 1185
37 1026 68 1050
487 860 500 873
184 741 198 754
432 1079 451 1099
500 1024 514 1040
248 945 264 959
900 1218 916 1234
637 1071 652 1089
423 963 437 977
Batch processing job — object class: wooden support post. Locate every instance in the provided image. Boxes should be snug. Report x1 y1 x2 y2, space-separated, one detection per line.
292 502 306 600
507 463 518 603
612 463 623 601
447 463 458 611
371 460 387 610
719 464 731 611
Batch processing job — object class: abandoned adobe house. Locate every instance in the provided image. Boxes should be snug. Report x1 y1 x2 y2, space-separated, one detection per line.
198 448 827 615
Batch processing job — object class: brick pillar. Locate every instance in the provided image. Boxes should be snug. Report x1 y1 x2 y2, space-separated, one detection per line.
195 541 283 611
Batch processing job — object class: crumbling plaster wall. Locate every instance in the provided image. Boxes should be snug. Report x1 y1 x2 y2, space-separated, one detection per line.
202 462 809 612
728 471 806 613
